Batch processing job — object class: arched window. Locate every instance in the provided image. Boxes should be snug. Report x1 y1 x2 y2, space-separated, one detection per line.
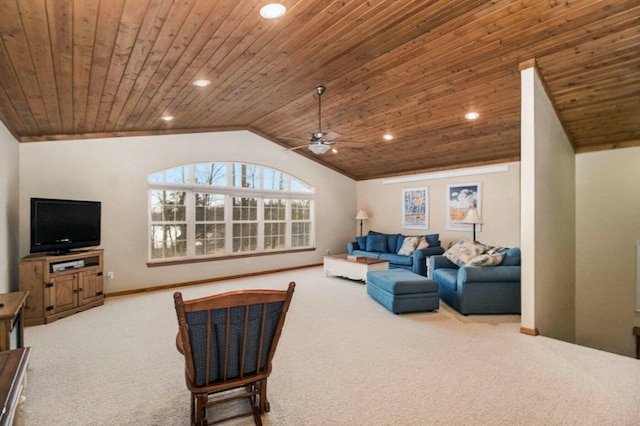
148 163 314 261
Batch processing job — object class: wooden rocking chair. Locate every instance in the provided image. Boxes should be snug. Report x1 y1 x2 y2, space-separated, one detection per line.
174 282 295 425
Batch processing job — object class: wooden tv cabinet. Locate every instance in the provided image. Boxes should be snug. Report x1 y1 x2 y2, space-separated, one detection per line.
19 249 104 326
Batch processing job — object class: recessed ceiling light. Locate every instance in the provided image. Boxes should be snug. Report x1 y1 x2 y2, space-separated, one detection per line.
331 148 338 154
161 115 175 121
260 3 286 19
383 134 394 141
465 112 480 120
192 79 211 87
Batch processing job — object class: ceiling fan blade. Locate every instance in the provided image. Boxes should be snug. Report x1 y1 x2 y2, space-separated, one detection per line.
324 131 342 141
337 140 365 148
285 144 310 151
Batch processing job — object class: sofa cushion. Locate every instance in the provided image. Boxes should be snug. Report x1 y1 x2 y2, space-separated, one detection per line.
355 236 367 251
366 233 388 253
398 236 419 255
425 233 440 247
444 240 489 267
379 253 413 266
385 233 401 253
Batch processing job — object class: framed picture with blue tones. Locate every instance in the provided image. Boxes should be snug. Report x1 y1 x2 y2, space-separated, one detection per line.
402 187 429 229
446 182 481 231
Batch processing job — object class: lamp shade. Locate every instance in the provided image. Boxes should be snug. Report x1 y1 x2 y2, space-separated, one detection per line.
355 210 369 220
461 208 483 224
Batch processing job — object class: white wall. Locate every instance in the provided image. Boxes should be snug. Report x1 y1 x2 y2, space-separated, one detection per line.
19 131 357 293
0 122 19 293
576 147 640 357
356 163 520 248
521 67 576 342
10 113 640 358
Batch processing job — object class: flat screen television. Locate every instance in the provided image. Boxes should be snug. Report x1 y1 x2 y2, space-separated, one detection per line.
30 198 101 254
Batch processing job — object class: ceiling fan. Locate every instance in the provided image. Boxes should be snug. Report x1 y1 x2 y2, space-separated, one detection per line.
281 86 365 155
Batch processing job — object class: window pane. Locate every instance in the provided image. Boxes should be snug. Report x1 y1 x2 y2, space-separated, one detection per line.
233 223 258 252
233 197 257 220
148 172 164 183
194 163 227 186
195 224 225 255
195 193 224 221
291 199 310 220
264 199 286 221
150 225 187 258
264 222 286 250
263 169 287 191
149 166 189 184
232 164 259 188
150 190 187 221
291 178 312 192
291 222 311 247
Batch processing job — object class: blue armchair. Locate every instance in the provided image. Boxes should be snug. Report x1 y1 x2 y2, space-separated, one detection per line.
429 247 521 315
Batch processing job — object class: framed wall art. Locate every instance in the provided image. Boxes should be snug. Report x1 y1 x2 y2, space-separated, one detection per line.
402 187 429 229
446 182 481 231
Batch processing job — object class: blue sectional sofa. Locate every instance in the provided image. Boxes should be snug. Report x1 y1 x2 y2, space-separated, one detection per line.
347 231 445 277
429 244 521 315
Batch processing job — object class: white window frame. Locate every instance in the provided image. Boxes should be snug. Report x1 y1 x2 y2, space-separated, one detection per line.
148 163 315 262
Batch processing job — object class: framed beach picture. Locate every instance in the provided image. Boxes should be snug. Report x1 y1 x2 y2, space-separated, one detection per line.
402 187 429 229
446 182 481 231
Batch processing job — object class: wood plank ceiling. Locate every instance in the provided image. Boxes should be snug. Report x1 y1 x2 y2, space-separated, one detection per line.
0 0 638 180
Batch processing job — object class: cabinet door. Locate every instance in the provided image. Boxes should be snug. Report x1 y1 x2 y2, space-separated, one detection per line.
78 269 103 305
46 274 78 315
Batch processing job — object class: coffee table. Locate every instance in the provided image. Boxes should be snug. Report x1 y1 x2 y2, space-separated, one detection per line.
323 254 389 282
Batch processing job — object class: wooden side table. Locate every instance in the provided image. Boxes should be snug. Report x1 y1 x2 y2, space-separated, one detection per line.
0 292 29 352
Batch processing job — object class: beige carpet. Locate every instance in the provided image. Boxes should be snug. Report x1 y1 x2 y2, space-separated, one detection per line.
22 267 640 425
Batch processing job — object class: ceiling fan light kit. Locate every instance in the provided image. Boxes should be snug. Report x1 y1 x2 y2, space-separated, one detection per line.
308 144 331 155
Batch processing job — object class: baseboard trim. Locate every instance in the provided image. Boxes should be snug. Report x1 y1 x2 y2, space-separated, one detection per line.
105 263 322 298
520 327 539 336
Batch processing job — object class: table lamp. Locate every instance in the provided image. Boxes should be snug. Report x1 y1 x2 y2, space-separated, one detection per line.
461 208 483 241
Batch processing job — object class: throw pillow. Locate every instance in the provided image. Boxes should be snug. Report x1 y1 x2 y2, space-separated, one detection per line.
355 236 367 251
469 253 504 266
416 236 429 250
486 246 507 255
444 239 489 267
398 236 419 256
366 233 387 253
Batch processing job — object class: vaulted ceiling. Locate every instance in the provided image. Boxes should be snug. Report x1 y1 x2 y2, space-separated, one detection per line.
0 0 638 180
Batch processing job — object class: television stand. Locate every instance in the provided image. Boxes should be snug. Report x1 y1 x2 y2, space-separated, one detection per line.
47 249 91 256
19 249 104 326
